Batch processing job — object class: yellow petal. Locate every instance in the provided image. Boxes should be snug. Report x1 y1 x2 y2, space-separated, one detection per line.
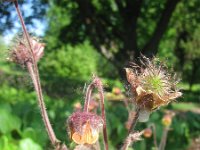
72 121 99 145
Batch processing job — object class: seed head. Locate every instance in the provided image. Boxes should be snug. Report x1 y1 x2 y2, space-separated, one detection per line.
125 56 182 111
67 111 103 145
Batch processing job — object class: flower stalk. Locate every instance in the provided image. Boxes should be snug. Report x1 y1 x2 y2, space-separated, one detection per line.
121 107 140 150
158 112 174 150
128 107 140 133
83 76 109 150
158 127 169 150
26 62 58 145
12 1 67 149
150 124 158 149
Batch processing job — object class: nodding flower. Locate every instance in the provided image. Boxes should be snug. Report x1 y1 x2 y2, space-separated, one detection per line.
125 56 182 121
67 111 103 145
9 35 44 66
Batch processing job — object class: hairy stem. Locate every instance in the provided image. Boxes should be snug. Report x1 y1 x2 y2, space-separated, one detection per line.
14 1 35 62
121 108 140 150
95 78 109 150
121 135 132 150
26 62 58 145
128 107 140 133
84 83 94 112
121 131 143 150
83 77 109 150
13 1 68 149
159 127 169 150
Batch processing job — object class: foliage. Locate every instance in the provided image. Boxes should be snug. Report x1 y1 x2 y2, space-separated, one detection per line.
39 41 117 97
0 0 200 149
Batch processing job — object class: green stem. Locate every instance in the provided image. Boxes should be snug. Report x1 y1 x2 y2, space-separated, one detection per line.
159 127 169 150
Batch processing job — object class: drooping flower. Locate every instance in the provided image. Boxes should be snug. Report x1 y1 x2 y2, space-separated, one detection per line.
67 111 103 145
125 56 182 121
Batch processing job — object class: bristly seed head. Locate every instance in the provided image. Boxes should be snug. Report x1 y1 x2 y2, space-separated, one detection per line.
67 111 103 145
8 35 45 66
125 56 182 112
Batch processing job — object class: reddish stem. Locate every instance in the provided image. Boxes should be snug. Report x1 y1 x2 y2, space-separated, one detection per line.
84 83 94 112
13 1 68 149
26 62 57 145
83 77 109 150
121 131 144 150
96 78 109 150
14 1 35 62
128 107 140 133
122 108 140 150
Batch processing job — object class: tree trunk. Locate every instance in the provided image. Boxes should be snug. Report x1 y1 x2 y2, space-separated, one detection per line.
142 0 180 57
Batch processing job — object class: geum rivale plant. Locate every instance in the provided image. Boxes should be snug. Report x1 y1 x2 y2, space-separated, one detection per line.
5 0 182 150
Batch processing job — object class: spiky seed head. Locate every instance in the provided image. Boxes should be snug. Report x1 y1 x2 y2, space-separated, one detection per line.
67 111 103 145
125 56 182 111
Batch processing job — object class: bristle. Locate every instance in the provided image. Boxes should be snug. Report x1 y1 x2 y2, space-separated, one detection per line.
125 56 182 117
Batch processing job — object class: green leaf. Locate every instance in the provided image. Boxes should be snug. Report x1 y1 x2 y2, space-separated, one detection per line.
0 108 21 134
19 138 42 150
0 136 18 150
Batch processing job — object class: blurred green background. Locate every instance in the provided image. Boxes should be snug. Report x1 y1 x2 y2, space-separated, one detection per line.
0 0 200 149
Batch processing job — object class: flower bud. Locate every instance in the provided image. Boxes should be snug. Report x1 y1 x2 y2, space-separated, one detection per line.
143 128 152 138
112 87 121 95
162 115 172 127
73 102 82 111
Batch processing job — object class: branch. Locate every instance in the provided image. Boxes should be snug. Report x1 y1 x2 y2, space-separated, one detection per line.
142 0 181 56
115 0 144 62
115 0 124 14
